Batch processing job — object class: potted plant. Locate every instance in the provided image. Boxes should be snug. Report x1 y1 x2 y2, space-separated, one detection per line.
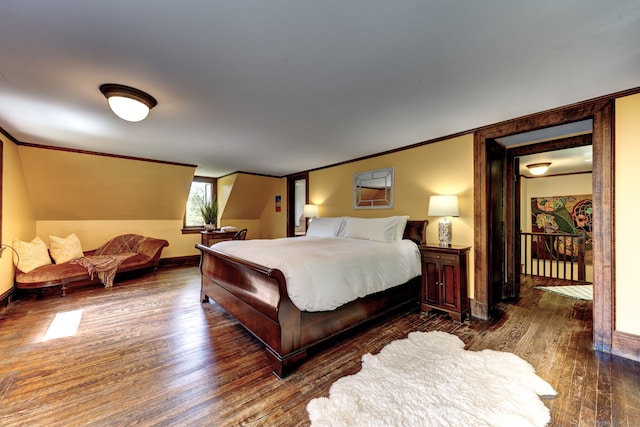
200 197 218 231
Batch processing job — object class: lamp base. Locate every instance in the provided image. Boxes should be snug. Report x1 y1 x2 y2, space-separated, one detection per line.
438 217 452 247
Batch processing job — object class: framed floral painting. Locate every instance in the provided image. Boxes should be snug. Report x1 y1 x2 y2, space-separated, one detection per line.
531 194 593 264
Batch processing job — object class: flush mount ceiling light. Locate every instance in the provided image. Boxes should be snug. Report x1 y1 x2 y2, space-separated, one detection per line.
99 83 157 122
526 162 551 176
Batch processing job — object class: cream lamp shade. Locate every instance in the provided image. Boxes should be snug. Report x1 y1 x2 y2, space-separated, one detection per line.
427 195 460 217
427 195 460 246
303 204 319 218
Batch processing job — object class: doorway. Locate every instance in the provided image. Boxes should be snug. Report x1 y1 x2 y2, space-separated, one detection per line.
473 99 614 353
287 172 309 237
504 128 594 298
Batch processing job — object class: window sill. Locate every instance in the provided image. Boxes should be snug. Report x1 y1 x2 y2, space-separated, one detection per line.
182 227 205 235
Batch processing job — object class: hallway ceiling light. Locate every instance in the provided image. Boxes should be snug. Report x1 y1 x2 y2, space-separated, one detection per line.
99 84 157 122
526 162 551 176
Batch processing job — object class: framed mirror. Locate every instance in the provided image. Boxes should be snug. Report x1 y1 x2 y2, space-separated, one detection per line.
287 172 309 236
354 167 394 209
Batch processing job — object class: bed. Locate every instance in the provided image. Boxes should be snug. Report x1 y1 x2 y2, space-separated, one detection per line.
196 216 426 378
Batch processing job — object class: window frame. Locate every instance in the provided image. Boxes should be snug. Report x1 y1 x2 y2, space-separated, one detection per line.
181 176 217 234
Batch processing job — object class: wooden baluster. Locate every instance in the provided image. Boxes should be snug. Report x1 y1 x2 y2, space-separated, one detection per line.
577 233 586 282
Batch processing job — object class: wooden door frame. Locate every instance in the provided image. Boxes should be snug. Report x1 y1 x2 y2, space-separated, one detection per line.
473 98 614 353
486 139 506 304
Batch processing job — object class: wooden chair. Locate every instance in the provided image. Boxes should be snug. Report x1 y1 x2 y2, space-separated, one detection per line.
232 229 247 240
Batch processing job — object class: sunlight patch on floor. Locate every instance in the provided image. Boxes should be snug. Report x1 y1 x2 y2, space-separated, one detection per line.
42 309 84 341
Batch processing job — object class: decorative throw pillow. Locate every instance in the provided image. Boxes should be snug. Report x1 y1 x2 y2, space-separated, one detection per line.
12 237 52 273
49 233 84 264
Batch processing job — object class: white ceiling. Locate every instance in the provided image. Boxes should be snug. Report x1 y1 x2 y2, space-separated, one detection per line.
496 119 593 177
519 145 593 178
1 1 639 177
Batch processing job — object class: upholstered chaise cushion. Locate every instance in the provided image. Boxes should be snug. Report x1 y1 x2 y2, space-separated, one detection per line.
15 262 89 285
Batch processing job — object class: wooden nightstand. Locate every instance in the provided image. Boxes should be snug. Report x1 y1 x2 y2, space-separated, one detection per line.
419 244 471 322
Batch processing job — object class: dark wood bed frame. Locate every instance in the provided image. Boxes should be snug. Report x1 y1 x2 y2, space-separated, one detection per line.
196 220 427 378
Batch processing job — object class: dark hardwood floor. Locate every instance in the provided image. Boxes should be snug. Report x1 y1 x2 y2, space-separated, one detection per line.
1 267 638 426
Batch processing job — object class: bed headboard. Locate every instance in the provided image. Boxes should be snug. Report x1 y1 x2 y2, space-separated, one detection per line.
403 220 427 245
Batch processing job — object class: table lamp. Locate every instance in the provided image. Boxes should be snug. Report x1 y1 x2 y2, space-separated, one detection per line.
303 204 319 220
427 195 460 247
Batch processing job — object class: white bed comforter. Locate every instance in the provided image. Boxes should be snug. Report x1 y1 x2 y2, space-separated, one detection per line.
211 237 421 312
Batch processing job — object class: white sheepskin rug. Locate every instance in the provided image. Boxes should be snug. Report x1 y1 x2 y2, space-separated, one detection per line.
307 331 556 427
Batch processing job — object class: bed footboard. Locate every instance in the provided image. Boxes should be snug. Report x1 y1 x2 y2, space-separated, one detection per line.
197 243 306 376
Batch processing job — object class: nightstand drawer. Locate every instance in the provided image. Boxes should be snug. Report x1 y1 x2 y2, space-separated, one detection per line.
421 253 458 264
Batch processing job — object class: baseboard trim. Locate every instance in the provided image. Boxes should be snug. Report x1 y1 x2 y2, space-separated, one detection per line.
611 330 640 362
470 299 489 320
159 255 199 269
0 287 14 309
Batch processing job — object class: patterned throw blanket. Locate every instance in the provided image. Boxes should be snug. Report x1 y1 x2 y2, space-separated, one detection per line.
70 234 144 288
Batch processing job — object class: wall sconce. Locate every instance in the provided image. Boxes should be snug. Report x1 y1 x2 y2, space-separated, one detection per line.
526 162 551 176
427 195 460 247
99 83 157 122
303 204 319 219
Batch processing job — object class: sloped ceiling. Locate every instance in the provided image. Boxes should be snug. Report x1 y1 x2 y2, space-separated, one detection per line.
18 146 195 220
220 174 280 220
1 1 639 177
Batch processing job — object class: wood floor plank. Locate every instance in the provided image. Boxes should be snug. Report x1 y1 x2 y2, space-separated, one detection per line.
578 332 598 426
1 268 639 426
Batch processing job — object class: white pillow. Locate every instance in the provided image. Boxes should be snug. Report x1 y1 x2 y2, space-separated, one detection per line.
393 215 410 241
343 216 409 243
306 217 346 238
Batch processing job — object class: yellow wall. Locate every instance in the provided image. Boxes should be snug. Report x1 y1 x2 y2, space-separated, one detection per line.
10 145 203 260
217 174 237 224
35 220 197 258
259 178 287 239
615 94 640 335
309 134 475 294
1 138 36 296
18 145 196 220
1 142 288 298
1 141 220 296
217 173 287 240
